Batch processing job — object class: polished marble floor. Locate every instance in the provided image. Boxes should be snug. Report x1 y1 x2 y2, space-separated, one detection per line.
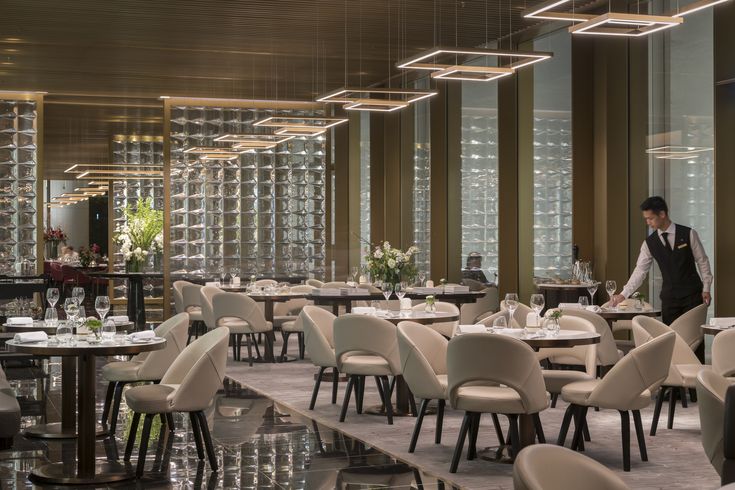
0 357 452 489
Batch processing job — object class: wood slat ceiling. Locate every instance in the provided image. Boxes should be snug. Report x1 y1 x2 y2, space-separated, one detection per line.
0 0 568 176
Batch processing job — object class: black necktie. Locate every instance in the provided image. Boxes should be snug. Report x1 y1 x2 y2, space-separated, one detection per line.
662 232 672 252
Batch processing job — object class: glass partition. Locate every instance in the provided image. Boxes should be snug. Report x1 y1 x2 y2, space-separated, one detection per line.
359 111 370 262
533 30 573 280
412 78 431 274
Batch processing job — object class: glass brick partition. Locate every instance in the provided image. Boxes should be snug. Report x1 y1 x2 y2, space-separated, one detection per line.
169 106 327 278
0 98 38 274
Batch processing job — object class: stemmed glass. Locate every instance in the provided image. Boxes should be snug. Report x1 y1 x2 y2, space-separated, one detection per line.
530 294 545 329
578 296 590 307
95 296 110 321
350 266 359 285
586 281 599 307
46 288 59 309
395 282 407 301
505 293 519 329
72 287 85 307
64 298 79 333
605 280 617 309
381 283 393 302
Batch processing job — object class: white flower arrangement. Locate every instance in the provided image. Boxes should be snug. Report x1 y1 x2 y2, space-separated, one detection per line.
114 198 163 269
364 241 418 284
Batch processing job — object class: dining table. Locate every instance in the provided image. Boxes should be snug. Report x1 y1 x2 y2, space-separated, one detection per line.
5 336 166 485
596 307 661 329
306 290 486 315
701 324 734 336
86 271 163 331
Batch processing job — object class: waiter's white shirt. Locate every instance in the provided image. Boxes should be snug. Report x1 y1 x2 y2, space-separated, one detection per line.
621 222 713 298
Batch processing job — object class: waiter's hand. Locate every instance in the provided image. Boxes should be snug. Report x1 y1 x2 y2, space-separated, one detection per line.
611 294 625 307
703 292 711 306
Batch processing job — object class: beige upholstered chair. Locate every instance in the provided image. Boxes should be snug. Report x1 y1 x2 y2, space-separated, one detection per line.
334 314 402 424
459 286 499 324
323 281 348 288
513 444 630 490
476 310 511 328
275 284 314 360
713 329 735 378
558 331 675 471
302 305 339 409
670 303 708 359
632 315 707 435
601 298 652 352
697 369 730 477
306 279 325 288
538 316 597 408
254 279 278 287
447 333 549 472
397 321 449 453
100 312 189 435
181 282 205 343
172 280 186 313
411 301 459 338
211 291 274 366
500 301 533 328
124 327 229 476
559 308 622 371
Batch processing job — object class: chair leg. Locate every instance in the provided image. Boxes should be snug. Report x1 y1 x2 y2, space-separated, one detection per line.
450 412 472 473
264 333 275 363
231 334 237 360
507 414 521 461
339 376 355 422
246 334 254 367
533 413 546 443
101 382 115 425
680 386 688 408
557 404 576 446
435 399 446 444
252 334 262 359
166 413 175 432
124 412 140 461
381 376 394 425
196 411 218 471
109 381 126 435
632 409 648 461
408 390 418 417
409 398 430 453
236 334 243 361
667 385 678 430
355 376 365 414
136 413 155 478
689 388 698 403
550 393 559 408
298 332 305 359
491 413 505 446
331 367 339 404
620 410 631 472
374 376 386 410
467 413 481 460
189 412 205 460
280 331 290 361
309 366 326 410
571 406 588 452
650 386 667 436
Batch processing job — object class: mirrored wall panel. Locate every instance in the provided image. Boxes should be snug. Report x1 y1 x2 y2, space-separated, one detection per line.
413 83 431 274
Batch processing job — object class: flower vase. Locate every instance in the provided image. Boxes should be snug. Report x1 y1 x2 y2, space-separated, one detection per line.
545 318 560 335
153 252 163 271
126 258 143 273
424 303 436 313
45 241 59 260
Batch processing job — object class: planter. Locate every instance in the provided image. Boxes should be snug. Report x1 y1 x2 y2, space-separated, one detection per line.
45 241 59 260
126 258 144 273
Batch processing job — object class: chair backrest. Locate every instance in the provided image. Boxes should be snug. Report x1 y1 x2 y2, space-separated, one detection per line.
49 261 63 282
537 316 597 377
323 281 347 289
302 305 337 367
199 285 220 329
476 310 510 328
696 369 729 477
411 301 459 338
500 301 533 328
357 283 381 293
513 444 630 490
254 279 278 287
274 284 314 316
333 314 401 375
459 286 499 324
447 333 547 414
460 278 486 291
587 331 675 410
172 280 188 314
560 308 619 366
182 283 203 311
397 321 448 400
162 327 229 412
306 279 325 288
211 292 270 333
137 313 190 380
632 315 701 370
670 303 708 350
713 329 735 377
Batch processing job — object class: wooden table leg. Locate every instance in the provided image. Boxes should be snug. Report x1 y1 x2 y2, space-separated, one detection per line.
518 414 536 449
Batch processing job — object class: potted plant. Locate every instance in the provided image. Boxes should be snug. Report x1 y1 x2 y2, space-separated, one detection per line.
544 309 563 335
43 226 67 260
363 241 418 287
424 295 436 313
114 197 163 273
85 318 103 339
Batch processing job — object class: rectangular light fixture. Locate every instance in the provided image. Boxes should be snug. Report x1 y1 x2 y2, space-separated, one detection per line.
64 163 162 174
183 146 245 155
343 99 409 112
670 0 731 17
522 0 595 21
273 126 327 136
75 173 164 180
317 87 437 104
646 145 713 154
569 12 682 37
253 116 348 129
198 154 243 161
397 47 552 73
431 65 514 81
213 134 294 148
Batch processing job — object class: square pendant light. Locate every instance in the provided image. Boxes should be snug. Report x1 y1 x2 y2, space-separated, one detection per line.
343 99 409 112
253 116 348 129
523 0 595 22
274 126 328 136
431 65 514 81
213 134 294 149
671 0 731 17
316 87 436 112
568 12 682 36
397 47 553 76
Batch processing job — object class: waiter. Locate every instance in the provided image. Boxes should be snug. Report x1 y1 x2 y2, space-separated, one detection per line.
611 196 712 325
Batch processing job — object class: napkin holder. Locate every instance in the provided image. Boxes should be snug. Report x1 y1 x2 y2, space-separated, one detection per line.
400 298 412 311
526 312 539 327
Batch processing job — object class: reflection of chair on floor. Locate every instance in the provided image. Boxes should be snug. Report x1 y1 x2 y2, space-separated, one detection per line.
336 464 415 489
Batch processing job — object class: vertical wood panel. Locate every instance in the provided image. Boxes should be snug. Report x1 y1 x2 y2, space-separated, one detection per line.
501 68 521 297
383 112 402 246
370 114 385 243
430 83 449 282
446 84 463 283
400 106 415 251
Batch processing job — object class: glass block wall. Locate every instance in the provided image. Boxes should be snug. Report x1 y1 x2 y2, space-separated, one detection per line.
169 106 326 278
0 99 37 274
533 30 573 279
412 78 431 274
359 111 370 263
111 135 164 317
461 82 499 283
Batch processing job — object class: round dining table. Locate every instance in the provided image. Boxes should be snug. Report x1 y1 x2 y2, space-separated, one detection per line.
596 307 661 329
360 310 459 325
6 336 166 485
701 324 733 336
86 271 163 331
2 320 134 336
307 290 486 315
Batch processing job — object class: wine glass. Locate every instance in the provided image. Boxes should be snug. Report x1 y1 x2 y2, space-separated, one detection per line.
530 294 545 327
578 296 590 307
417 271 426 287
605 280 617 308
491 315 507 333
351 266 359 285
95 296 110 321
46 288 59 309
395 282 407 301
44 307 58 328
101 319 116 343
72 287 85 307
382 283 393 302
586 281 599 307
64 298 79 320
504 293 519 328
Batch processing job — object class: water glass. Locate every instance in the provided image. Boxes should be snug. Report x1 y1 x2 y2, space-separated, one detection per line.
72 287 85 306
46 288 59 308
44 307 58 328
114 332 127 345
56 323 72 344
101 319 116 343
95 296 110 321
578 296 590 307
491 316 507 333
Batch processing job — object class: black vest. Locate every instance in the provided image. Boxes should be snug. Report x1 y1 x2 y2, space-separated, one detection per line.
646 224 703 301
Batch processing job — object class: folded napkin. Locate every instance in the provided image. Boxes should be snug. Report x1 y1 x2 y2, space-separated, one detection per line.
109 315 129 324
585 305 602 313
14 331 48 343
127 330 155 341
352 307 376 315
558 303 583 309
456 324 487 334
7 317 33 325
526 312 540 327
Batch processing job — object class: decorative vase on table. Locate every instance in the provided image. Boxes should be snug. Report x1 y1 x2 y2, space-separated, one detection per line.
45 241 59 260
126 258 144 273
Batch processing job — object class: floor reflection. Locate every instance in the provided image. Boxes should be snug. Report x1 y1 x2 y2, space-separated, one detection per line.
0 358 453 489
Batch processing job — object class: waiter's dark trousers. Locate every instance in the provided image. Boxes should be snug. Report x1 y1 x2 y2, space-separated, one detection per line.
662 292 704 325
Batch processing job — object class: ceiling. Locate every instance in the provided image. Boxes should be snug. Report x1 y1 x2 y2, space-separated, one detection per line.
0 0 581 177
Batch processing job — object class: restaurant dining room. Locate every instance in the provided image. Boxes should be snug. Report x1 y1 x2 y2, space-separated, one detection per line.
1 0 735 488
